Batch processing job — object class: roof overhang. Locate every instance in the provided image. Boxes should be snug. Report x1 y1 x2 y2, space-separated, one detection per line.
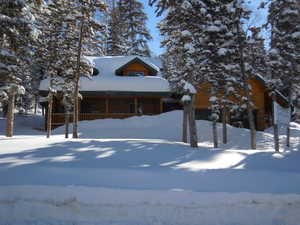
39 90 171 98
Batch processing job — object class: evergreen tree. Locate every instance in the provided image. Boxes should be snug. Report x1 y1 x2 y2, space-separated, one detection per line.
247 27 268 77
268 0 300 147
106 0 128 55
108 0 152 56
159 0 199 147
149 0 175 16
156 0 257 149
0 0 35 136
71 0 107 138
36 0 107 138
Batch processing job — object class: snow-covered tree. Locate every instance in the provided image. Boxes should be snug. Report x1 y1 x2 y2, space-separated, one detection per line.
106 0 128 55
156 0 257 149
0 0 36 136
246 27 268 77
108 0 152 57
268 0 300 147
70 0 107 138
149 0 175 16
36 0 107 138
158 0 199 147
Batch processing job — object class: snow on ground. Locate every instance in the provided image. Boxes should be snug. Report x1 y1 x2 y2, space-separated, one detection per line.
0 110 300 225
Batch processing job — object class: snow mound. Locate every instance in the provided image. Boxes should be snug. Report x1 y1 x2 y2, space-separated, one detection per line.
1 110 300 225
1 186 300 225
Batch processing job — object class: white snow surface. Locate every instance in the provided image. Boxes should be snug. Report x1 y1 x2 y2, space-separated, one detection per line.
39 56 171 93
0 108 300 225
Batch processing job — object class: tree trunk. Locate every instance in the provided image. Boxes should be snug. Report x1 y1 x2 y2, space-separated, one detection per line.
286 86 292 147
245 94 256 149
34 95 38 115
182 103 188 143
188 96 198 148
272 94 279 152
212 119 218 148
236 9 256 149
6 91 15 137
65 110 70 139
222 107 227 144
46 93 53 138
72 16 85 139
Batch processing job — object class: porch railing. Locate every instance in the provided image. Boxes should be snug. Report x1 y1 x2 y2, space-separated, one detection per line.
51 112 156 127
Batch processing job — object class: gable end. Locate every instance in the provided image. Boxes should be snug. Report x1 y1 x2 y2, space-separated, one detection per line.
115 57 158 76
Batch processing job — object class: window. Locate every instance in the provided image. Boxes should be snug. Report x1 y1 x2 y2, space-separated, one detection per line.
81 99 106 113
108 98 135 113
92 68 99 76
127 71 144 77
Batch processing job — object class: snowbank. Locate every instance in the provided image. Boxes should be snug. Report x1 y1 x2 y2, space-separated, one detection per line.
53 109 300 151
1 110 300 225
1 186 300 225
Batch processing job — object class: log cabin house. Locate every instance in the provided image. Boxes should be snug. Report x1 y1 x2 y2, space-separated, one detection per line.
39 56 288 131
39 56 172 128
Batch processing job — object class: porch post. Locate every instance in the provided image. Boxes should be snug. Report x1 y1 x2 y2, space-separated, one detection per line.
134 97 138 114
160 98 163 113
105 98 109 114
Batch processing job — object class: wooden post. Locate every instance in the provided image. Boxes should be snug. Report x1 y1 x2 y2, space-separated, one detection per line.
212 119 218 148
272 96 280 151
286 86 292 148
34 95 38 115
105 98 109 114
188 95 198 148
6 90 15 137
65 110 70 139
222 107 227 144
134 97 138 114
182 103 188 143
46 93 53 138
160 98 163 113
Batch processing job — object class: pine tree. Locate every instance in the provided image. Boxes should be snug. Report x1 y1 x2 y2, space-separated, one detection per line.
71 0 107 138
159 0 199 147
0 0 35 137
268 0 300 147
108 0 152 57
235 0 257 149
36 0 107 138
149 0 175 16
106 0 128 55
156 0 257 149
247 27 268 77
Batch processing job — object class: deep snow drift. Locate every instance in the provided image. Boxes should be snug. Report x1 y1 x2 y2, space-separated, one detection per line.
0 110 300 225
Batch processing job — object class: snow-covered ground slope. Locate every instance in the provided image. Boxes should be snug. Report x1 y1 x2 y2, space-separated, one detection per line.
0 110 300 225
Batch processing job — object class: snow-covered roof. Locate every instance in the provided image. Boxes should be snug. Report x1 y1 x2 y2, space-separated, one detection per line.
39 56 170 94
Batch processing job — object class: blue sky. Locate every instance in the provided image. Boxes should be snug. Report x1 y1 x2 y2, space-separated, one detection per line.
143 0 270 56
143 0 164 56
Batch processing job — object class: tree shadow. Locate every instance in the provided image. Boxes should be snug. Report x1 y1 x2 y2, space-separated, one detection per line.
0 139 220 170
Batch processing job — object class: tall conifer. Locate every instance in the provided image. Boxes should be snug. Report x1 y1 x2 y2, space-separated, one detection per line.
108 0 152 56
268 0 300 147
0 0 35 136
